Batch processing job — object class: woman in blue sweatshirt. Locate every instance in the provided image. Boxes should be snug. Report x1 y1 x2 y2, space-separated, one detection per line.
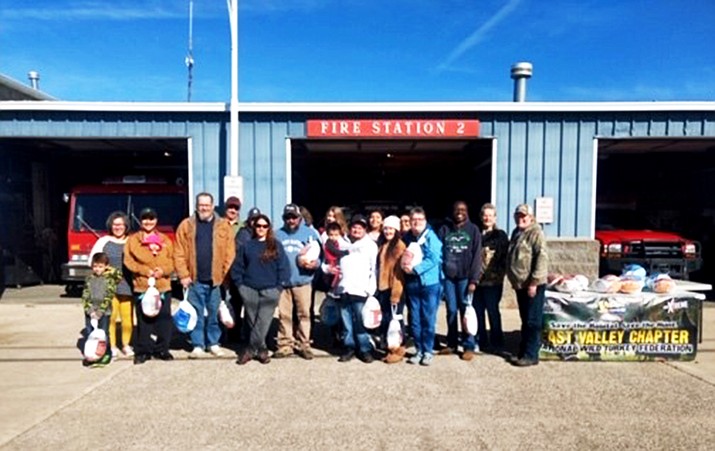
230 214 291 364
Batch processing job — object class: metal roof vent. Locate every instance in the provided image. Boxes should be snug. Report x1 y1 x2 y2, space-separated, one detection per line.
510 62 532 102
28 71 40 90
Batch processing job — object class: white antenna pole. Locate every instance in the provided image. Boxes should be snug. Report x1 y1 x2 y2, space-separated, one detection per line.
227 0 239 177
185 0 195 102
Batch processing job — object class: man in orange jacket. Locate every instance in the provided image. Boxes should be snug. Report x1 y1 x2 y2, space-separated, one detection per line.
174 192 236 359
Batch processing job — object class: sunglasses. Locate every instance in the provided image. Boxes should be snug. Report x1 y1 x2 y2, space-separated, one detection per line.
254 223 270 229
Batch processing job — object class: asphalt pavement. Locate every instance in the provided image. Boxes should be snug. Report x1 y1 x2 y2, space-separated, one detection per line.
0 285 714 450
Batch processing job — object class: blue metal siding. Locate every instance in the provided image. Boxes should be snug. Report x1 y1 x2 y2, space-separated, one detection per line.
0 110 227 213
1 107 714 238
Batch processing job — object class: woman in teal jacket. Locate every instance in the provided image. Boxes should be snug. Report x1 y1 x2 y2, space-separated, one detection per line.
402 207 443 366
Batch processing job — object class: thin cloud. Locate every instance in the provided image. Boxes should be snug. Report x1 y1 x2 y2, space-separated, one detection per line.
437 0 522 72
1 1 187 21
240 0 327 13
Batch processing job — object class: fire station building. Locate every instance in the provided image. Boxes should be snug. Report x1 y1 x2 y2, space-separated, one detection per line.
1 97 715 286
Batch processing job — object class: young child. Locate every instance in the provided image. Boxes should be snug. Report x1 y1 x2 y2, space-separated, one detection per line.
81 252 121 367
322 222 350 297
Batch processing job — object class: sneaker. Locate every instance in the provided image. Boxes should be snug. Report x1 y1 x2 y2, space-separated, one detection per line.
461 350 476 361
122 346 134 357
273 347 294 359
420 353 434 366
358 352 374 364
111 348 121 360
188 347 207 359
209 345 225 357
257 350 271 364
338 350 355 362
407 352 423 365
133 353 150 365
91 354 111 368
154 351 174 361
512 358 539 367
297 347 314 361
236 351 253 365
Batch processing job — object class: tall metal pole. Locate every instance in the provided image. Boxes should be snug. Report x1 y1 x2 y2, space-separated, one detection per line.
227 0 239 177
186 0 195 102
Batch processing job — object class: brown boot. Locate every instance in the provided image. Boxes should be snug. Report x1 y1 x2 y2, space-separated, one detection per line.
384 347 405 364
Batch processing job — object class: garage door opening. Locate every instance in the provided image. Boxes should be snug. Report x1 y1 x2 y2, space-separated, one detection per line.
0 137 189 286
290 138 493 227
596 138 715 286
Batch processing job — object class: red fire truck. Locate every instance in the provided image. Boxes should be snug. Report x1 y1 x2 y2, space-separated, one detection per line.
61 176 187 295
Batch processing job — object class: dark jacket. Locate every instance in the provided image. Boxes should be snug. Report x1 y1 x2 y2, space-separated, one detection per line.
230 238 291 290
479 228 509 286
438 219 482 283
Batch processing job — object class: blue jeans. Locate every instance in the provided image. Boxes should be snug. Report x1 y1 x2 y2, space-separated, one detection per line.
377 290 405 343
340 294 373 354
475 284 505 350
188 282 222 349
405 282 441 356
516 284 546 361
443 277 476 351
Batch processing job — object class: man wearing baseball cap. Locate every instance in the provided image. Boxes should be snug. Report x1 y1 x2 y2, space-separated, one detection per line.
224 196 242 235
274 203 321 359
506 202 548 367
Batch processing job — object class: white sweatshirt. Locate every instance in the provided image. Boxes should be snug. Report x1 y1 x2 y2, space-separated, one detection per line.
337 235 378 298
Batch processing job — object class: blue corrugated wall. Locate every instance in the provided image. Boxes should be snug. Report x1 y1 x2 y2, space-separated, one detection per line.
240 110 715 236
1 107 714 236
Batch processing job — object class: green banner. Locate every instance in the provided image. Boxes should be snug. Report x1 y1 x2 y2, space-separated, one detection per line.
540 291 701 361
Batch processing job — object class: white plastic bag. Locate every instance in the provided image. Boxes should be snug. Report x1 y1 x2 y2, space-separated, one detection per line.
173 290 198 333
622 264 647 280
553 275 589 293
386 304 403 350
646 273 676 294
462 294 478 336
591 274 622 293
299 240 321 263
83 319 108 362
401 242 423 270
141 277 162 317
320 296 340 327
219 300 235 329
362 295 382 329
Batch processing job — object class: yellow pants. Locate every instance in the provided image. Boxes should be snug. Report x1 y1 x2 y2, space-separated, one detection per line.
109 294 134 349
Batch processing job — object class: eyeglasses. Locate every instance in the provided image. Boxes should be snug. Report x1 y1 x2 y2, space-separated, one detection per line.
254 224 269 229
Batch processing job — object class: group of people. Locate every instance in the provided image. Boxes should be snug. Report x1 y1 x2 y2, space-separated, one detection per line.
80 193 548 369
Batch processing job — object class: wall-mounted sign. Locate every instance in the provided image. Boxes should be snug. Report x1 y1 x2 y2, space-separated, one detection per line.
306 119 480 138
223 175 243 203
535 197 554 224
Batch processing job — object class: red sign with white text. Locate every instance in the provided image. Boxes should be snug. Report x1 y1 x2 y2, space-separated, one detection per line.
306 119 480 138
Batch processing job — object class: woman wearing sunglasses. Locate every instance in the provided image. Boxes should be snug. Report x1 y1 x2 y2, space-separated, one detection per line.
230 214 290 364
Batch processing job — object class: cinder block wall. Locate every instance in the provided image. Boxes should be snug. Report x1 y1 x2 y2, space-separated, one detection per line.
500 238 600 308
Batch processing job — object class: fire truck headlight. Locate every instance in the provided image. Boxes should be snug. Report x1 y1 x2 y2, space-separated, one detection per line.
606 243 622 256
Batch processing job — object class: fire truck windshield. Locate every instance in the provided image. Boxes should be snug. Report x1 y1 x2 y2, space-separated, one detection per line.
72 193 186 232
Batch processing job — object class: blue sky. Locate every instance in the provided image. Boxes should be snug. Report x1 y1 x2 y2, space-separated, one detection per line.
1 0 713 103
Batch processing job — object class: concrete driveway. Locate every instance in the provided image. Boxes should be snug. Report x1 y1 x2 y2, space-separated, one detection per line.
1 286 714 449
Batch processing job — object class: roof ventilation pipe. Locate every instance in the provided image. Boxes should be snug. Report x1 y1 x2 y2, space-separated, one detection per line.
28 71 40 90
510 62 532 102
